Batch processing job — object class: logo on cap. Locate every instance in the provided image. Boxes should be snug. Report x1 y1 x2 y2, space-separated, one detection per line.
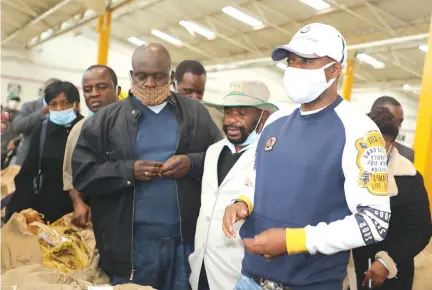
229 82 245 95
300 26 310 33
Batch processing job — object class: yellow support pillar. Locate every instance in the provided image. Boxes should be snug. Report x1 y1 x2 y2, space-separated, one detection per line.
414 14 432 210
342 59 355 101
97 11 112 65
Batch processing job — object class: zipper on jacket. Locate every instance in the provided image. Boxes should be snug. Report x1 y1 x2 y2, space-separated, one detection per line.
174 131 183 241
129 186 136 281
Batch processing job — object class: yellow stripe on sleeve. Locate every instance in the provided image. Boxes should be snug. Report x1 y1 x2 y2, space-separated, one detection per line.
286 228 308 254
236 195 253 214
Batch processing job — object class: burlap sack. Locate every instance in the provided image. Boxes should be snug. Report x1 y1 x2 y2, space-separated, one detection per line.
1 211 155 289
0 165 20 198
1 212 42 271
1 264 155 290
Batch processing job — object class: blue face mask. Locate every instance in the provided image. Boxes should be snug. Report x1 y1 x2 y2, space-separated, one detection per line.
238 112 264 147
49 108 77 126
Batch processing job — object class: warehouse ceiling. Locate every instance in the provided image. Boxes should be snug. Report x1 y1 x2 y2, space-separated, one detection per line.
1 0 431 93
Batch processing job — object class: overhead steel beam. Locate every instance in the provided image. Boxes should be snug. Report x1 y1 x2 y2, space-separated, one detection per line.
364 2 422 34
3 0 39 17
26 0 138 48
2 0 75 45
253 1 301 31
76 0 107 15
241 4 293 36
326 0 395 37
375 53 422 78
364 2 396 36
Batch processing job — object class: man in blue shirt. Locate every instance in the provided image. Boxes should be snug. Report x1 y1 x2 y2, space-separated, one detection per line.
223 23 391 290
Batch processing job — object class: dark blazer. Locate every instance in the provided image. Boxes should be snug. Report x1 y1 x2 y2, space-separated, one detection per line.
12 99 45 165
395 142 414 163
353 149 431 290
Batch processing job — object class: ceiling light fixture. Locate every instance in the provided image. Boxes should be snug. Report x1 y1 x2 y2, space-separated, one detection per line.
419 44 429 52
356 53 385 69
403 84 410 90
179 20 216 39
222 6 264 29
299 0 330 11
151 30 182 46
128 36 147 46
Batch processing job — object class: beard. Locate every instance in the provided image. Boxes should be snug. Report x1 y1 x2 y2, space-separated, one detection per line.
223 124 249 145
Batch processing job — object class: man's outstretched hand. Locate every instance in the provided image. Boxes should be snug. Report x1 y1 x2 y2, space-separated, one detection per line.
222 202 249 238
243 228 287 259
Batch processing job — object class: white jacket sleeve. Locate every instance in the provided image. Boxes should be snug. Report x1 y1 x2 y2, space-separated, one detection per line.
303 119 391 255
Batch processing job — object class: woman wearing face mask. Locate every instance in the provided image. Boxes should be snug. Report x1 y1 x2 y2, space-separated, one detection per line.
351 107 431 290
6 81 83 223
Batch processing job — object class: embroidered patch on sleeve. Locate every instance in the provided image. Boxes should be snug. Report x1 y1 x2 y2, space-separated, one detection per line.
355 130 388 195
355 214 376 245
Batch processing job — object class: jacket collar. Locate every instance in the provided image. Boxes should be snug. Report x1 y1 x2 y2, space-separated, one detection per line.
387 147 417 196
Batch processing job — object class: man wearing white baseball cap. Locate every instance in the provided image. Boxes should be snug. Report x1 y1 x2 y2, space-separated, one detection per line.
189 80 277 290
223 23 391 289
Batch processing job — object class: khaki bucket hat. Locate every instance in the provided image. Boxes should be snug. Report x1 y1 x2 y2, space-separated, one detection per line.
205 80 279 113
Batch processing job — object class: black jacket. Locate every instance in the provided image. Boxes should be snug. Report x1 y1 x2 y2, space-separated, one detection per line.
353 151 431 290
6 114 84 222
72 93 222 277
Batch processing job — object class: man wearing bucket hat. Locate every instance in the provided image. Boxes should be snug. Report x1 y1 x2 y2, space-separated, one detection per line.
223 23 391 289
189 80 278 290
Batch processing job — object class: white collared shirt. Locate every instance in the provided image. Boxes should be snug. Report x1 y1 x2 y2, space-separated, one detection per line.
146 102 167 114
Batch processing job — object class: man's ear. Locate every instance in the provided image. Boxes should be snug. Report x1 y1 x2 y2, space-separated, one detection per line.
170 70 175 84
117 86 122 99
332 62 343 79
73 102 80 111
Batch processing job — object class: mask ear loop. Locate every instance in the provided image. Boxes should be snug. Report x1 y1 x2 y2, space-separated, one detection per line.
254 111 265 133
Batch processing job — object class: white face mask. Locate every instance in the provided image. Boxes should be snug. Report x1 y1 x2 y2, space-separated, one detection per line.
283 62 336 104
7 100 19 110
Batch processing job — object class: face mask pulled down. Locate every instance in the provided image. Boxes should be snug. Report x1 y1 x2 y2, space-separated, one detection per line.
225 112 264 147
283 62 336 104
49 108 76 126
131 83 171 106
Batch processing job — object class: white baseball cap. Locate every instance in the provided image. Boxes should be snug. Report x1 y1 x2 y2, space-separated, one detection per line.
272 23 347 67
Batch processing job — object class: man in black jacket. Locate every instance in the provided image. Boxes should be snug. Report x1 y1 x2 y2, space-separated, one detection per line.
371 96 415 162
72 43 222 290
